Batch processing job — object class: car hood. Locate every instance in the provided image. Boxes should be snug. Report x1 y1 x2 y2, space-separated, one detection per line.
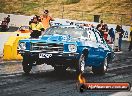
19 34 79 44
41 34 71 42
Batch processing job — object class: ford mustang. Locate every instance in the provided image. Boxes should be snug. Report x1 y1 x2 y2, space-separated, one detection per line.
17 25 114 75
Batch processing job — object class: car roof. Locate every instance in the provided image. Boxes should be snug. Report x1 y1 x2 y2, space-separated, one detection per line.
52 25 78 28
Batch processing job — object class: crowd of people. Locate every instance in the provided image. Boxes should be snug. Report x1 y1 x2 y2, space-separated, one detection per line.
96 20 124 52
29 10 54 38
1 10 131 52
0 15 10 32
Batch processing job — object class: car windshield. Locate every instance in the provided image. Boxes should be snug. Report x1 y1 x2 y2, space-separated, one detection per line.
44 26 88 38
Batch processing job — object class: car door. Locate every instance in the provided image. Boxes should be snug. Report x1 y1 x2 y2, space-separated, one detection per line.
94 30 108 62
84 30 100 65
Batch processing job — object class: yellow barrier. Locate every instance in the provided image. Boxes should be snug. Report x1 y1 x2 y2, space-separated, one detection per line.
12 36 29 60
3 35 29 60
3 37 17 60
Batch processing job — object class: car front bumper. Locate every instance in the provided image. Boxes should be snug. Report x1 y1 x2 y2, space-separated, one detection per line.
18 50 80 66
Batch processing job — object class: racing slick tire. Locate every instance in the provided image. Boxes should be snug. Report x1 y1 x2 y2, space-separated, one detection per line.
54 66 67 73
92 57 108 75
22 58 32 75
76 54 86 74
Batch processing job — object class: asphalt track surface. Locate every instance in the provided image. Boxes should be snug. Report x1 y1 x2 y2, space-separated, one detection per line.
0 41 132 96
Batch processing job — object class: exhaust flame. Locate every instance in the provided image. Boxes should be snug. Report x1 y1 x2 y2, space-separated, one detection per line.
78 73 86 84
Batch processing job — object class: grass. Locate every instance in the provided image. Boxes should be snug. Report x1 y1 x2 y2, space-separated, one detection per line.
0 0 132 25
0 1 6 12
61 0 80 4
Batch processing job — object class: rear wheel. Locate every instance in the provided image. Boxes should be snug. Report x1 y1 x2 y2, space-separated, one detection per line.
92 57 108 75
22 58 32 74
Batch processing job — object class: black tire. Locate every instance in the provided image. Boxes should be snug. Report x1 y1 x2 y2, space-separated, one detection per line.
76 54 86 74
22 58 32 74
92 57 108 75
54 66 67 73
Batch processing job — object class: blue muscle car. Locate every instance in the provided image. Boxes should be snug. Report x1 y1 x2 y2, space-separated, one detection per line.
18 25 114 75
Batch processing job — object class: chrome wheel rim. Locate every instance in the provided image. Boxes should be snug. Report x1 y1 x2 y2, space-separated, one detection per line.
104 58 108 71
80 56 85 72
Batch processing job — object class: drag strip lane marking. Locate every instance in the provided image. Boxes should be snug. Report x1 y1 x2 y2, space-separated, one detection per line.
109 87 132 96
108 64 132 72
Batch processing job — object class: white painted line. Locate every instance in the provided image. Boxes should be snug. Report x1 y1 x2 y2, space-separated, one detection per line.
114 51 123 54
108 64 132 71
109 87 132 96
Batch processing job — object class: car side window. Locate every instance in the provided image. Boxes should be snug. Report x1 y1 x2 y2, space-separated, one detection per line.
88 30 97 42
94 31 104 43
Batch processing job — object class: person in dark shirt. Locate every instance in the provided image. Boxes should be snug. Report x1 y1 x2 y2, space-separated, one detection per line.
102 24 109 41
6 15 10 24
128 29 132 51
115 25 124 51
96 20 104 37
1 18 8 32
5 15 10 30
108 28 115 43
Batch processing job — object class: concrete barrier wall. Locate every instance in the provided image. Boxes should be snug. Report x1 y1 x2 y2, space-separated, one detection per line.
0 13 33 27
0 13 131 58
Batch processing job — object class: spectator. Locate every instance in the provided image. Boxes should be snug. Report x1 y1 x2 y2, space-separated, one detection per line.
102 24 109 41
29 15 38 25
6 15 10 30
108 28 115 43
115 25 124 51
6 15 10 24
128 25 132 51
37 16 41 22
29 16 44 38
96 20 104 37
0 18 8 32
41 10 54 30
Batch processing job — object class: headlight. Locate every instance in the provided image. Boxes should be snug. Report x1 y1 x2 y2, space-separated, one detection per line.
19 42 26 50
68 44 77 52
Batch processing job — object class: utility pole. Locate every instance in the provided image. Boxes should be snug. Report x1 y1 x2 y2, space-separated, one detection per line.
21 0 23 8
62 3 64 19
82 11 83 21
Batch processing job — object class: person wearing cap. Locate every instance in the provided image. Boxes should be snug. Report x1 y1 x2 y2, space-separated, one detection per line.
40 10 54 30
29 16 44 38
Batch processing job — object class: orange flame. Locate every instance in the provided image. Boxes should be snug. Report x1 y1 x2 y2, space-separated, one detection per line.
78 73 86 84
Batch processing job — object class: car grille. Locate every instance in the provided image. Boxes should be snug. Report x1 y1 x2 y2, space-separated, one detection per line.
31 42 64 52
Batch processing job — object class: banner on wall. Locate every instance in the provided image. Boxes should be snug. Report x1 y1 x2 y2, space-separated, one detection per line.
107 24 130 41
0 13 131 41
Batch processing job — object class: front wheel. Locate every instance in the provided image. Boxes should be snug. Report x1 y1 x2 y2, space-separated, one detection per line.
22 59 32 74
76 54 86 74
54 66 67 73
92 57 108 75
